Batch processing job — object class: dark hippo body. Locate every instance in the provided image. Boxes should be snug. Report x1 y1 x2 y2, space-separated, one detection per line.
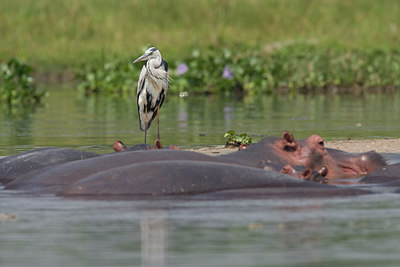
222 131 386 179
5 150 220 192
324 148 386 178
380 153 400 165
57 161 332 197
1 131 392 197
360 163 400 184
5 145 329 193
0 148 99 185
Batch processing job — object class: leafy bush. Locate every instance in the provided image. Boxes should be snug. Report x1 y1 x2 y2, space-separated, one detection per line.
172 48 269 95
76 60 141 95
76 46 400 95
0 58 44 104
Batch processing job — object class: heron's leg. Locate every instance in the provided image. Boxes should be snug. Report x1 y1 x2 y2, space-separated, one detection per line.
144 105 148 144
156 109 160 140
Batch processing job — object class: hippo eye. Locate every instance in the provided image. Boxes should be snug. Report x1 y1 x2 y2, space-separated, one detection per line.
319 141 324 147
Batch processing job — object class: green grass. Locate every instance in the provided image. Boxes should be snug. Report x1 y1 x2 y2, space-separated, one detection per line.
1 0 400 73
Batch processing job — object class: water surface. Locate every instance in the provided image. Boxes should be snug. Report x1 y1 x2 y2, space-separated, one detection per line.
1 190 400 266
1 87 400 266
0 87 400 155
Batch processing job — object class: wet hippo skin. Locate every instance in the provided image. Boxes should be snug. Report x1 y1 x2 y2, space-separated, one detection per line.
57 160 332 197
0 148 99 185
5 142 330 192
222 131 386 179
360 163 400 184
4 150 218 192
1 131 393 197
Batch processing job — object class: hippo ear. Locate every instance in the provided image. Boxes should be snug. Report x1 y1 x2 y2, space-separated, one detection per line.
154 139 163 149
282 131 297 150
113 141 127 152
314 135 325 148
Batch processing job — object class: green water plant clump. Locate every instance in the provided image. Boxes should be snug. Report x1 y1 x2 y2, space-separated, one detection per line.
0 58 44 105
76 45 400 95
224 130 253 147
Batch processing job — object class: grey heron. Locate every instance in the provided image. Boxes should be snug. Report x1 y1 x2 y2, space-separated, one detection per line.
133 47 169 144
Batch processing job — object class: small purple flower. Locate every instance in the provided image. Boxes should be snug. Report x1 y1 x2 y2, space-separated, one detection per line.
222 65 234 79
177 62 188 76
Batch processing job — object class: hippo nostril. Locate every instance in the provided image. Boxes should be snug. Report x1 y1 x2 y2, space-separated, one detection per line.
302 169 311 179
319 141 324 147
318 166 328 177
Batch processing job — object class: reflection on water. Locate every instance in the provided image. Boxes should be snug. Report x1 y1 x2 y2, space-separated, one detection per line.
141 211 168 267
1 191 400 266
0 86 400 155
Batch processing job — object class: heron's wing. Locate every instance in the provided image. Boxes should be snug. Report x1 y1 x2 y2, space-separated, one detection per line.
161 59 168 72
161 60 169 87
140 89 165 131
137 65 147 96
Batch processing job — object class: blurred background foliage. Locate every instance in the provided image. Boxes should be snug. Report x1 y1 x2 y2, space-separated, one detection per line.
0 58 44 104
76 46 400 95
1 0 400 97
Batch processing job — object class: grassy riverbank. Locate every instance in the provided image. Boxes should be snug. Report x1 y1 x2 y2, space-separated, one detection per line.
1 0 399 70
1 0 400 94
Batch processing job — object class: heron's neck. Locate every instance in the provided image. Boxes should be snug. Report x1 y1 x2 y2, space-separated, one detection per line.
148 53 162 68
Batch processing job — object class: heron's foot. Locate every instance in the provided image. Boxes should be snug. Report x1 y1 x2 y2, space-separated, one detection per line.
113 139 179 152
154 139 180 150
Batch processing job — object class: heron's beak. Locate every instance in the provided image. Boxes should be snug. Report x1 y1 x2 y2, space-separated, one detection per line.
133 54 148 63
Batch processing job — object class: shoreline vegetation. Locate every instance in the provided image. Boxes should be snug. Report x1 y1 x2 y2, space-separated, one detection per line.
2 45 400 104
75 46 400 96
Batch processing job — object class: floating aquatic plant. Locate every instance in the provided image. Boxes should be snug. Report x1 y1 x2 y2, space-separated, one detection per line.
224 130 253 147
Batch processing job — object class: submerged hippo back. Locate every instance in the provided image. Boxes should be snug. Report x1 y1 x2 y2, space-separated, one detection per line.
0 148 99 185
5 149 219 192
